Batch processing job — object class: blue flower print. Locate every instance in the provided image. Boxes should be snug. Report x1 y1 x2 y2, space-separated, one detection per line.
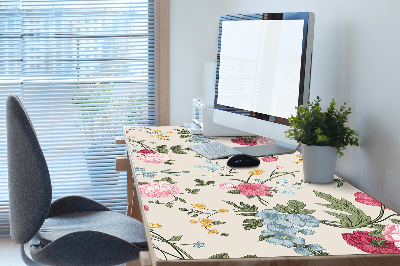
254 179 263 183
256 209 280 220
261 230 305 248
293 246 313 256
308 244 325 252
143 171 157 178
299 229 315 235
192 241 205 248
265 223 299 236
188 135 211 143
284 214 320 228
257 210 295 227
275 177 302 195
257 209 325 256
134 167 145 172
193 160 221 172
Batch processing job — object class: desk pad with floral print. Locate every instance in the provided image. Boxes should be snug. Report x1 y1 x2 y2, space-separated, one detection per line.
124 126 400 261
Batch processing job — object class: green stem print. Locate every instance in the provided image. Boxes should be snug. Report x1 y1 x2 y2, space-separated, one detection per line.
150 230 193 260
262 170 299 184
129 139 152 151
257 195 269 206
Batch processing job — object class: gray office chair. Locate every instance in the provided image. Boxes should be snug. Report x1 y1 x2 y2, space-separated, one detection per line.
6 94 148 266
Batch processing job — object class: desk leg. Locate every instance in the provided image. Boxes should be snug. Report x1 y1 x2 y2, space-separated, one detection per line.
127 170 134 218
127 170 143 223
125 252 152 266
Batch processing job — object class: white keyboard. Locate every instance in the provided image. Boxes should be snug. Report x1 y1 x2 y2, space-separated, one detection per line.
189 142 242 159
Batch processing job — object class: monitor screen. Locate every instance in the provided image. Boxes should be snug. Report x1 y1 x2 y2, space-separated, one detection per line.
213 13 314 156
217 19 304 118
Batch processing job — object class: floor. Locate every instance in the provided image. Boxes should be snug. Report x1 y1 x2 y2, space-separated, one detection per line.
0 237 25 266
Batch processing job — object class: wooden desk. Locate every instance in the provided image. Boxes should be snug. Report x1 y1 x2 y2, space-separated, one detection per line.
118 126 400 266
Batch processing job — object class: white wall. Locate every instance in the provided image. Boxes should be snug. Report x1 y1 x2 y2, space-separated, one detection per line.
170 0 400 212
170 0 228 124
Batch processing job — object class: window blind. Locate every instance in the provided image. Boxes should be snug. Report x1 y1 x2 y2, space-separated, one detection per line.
0 0 159 236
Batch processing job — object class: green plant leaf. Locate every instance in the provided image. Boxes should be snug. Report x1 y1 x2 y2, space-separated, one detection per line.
314 190 372 228
212 221 226 225
391 219 400 224
333 179 344 187
285 97 359 157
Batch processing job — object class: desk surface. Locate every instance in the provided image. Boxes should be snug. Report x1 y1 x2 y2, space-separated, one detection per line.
124 126 400 264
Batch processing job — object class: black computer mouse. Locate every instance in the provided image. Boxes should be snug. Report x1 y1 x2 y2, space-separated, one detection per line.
227 154 260 167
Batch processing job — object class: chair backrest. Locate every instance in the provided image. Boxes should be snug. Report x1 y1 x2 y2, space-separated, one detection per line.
6 94 52 244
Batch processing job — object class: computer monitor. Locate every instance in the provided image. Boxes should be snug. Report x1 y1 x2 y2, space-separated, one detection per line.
213 12 315 156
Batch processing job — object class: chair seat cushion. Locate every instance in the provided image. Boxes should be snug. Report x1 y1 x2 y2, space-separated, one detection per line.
37 211 147 248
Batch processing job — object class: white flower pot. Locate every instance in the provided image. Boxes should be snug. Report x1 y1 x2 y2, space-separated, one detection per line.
301 144 338 183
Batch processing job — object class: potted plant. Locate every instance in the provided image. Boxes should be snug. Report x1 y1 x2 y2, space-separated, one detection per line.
285 96 359 183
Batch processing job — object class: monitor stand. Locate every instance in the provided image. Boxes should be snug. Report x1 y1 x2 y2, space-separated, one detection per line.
233 141 299 157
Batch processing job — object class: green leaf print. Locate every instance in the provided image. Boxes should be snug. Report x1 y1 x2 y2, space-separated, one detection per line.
212 221 226 225
273 200 315 215
390 219 400 224
185 188 200 194
209 253 229 259
169 235 183 242
156 145 168 153
314 190 372 228
243 219 263 230
224 201 259 216
333 178 344 187
171 145 187 154
368 230 385 238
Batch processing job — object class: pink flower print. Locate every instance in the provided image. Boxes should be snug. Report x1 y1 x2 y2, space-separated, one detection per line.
139 181 179 198
143 205 150 211
261 156 278 162
138 154 172 164
231 136 275 146
342 231 400 254
255 137 275 145
137 149 155 154
354 192 389 209
235 183 272 196
382 224 400 248
276 166 284 169
218 182 234 189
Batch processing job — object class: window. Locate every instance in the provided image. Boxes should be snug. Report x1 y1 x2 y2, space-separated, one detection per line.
0 0 169 236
